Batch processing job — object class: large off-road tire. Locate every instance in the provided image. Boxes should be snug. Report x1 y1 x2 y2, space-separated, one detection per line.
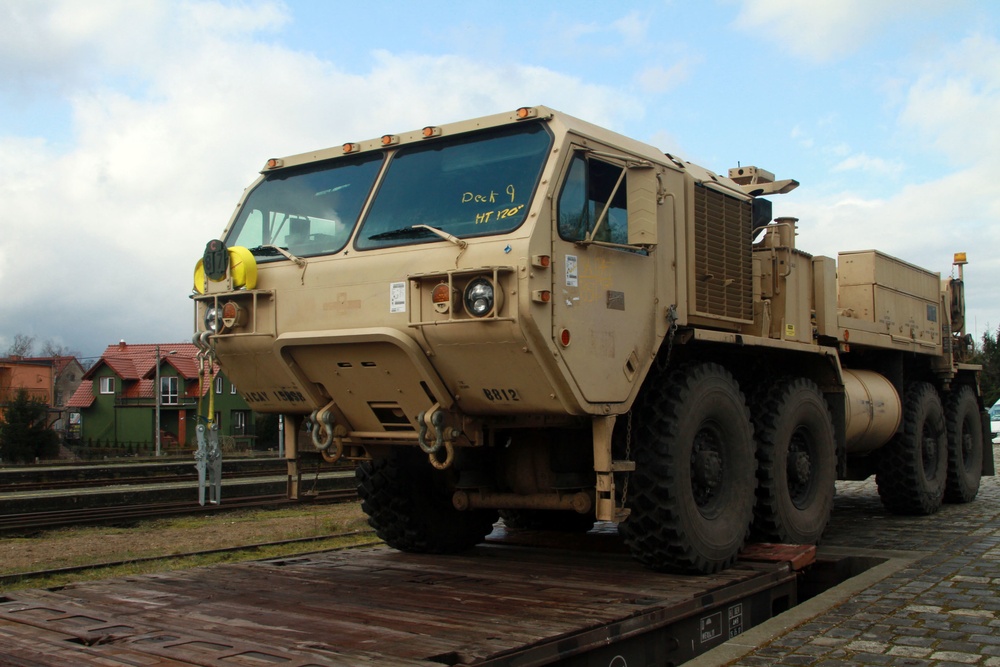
356 448 498 553
752 378 836 544
500 509 596 533
876 382 947 515
944 385 983 503
620 362 756 574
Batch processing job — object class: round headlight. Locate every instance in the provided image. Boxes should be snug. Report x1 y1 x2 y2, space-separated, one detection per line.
204 306 222 333
464 278 495 317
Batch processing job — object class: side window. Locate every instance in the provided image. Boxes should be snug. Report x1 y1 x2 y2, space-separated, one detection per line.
557 153 629 245
99 377 115 394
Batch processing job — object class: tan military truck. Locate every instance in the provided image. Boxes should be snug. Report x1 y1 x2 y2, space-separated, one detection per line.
192 106 993 574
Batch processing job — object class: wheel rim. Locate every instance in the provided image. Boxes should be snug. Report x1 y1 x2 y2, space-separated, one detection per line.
690 423 725 518
786 426 815 509
960 413 976 472
921 421 941 479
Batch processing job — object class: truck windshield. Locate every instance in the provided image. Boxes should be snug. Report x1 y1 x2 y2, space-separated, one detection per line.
225 152 383 260
356 122 552 250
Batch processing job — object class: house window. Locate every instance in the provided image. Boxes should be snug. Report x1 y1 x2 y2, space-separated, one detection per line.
160 376 179 405
215 376 224 394
232 410 249 436
99 377 115 394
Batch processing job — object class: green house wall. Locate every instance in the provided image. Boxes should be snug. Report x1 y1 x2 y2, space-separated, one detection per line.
77 367 255 449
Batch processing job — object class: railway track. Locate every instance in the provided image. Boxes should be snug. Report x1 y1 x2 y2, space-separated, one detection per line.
0 488 359 533
0 468 287 493
0 528 381 589
0 460 350 493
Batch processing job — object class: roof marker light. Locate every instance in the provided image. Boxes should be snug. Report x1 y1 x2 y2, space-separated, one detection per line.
381 134 399 146
343 143 360 154
265 158 283 169
422 126 442 138
516 107 538 120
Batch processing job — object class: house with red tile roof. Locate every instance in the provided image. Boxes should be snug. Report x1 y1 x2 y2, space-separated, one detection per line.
66 341 256 455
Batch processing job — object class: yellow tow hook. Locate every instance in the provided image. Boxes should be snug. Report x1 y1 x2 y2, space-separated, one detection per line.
417 404 455 470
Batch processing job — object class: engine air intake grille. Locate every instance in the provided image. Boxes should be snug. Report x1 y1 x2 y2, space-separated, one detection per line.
692 184 753 323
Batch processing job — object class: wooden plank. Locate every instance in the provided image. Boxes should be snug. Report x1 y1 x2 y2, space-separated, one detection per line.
0 536 790 666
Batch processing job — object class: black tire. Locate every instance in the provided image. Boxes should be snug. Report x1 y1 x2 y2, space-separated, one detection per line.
876 382 947 515
752 378 836 544
620 362 756 574
500 509 595 533
356 448 498 553
944 385 983 503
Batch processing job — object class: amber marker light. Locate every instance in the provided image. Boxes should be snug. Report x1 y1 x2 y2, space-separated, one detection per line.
265 158 283 169
221 301 245 329
954 252 968 265
343 142 359 154
531 255 551 269
432 282 453 313
422 126 442 138
381 134 399 146
516 107 537 120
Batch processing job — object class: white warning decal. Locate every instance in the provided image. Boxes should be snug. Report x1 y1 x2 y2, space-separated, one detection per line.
566 255 579 287
389 281 406 313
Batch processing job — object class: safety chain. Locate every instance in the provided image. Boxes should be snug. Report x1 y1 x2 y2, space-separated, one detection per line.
620 410 633 512
657 304 680 372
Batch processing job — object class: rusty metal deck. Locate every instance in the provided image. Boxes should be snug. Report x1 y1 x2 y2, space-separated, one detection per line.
0 529 808 666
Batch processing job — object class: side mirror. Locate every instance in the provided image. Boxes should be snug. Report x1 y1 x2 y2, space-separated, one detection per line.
627 166 658 246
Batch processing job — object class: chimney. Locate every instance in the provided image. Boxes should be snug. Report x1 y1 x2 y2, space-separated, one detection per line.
119 340 127 350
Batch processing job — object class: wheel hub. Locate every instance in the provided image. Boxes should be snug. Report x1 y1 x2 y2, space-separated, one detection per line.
921 430 939 477
788 451 812 486
691 433 723 508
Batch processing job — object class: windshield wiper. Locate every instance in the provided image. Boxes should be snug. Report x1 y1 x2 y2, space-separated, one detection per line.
369 224 467 249
248 245 286 256
368 226 436 241
249 244 306 267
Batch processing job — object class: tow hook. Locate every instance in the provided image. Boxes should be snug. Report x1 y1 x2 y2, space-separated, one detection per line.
311 402 345 463
417 404 455 470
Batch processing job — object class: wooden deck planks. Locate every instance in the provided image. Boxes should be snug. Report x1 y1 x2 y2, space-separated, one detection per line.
0 536 789 666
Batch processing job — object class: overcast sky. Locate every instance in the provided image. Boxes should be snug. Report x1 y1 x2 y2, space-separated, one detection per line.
1 0 999 360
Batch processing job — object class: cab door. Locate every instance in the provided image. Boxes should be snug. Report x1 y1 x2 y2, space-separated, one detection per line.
551 146 658 405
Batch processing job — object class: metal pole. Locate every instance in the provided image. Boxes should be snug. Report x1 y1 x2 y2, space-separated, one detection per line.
155 345 161 457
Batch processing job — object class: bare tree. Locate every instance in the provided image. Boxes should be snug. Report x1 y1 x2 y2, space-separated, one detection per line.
6 334 35 358
41 340 75 357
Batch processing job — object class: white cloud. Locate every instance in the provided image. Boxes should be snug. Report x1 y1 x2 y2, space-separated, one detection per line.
831 153 904 178
612 11 649 43
732 0 943 62
900 34 1000 168
635 58 697 94
0 1 642 357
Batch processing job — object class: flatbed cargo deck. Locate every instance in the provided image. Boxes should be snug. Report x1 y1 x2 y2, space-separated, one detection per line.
0 526 811 666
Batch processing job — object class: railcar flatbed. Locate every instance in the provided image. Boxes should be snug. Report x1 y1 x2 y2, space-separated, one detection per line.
0 526 810 666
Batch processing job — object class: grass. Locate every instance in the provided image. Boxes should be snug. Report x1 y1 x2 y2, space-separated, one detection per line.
0 502 377 591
